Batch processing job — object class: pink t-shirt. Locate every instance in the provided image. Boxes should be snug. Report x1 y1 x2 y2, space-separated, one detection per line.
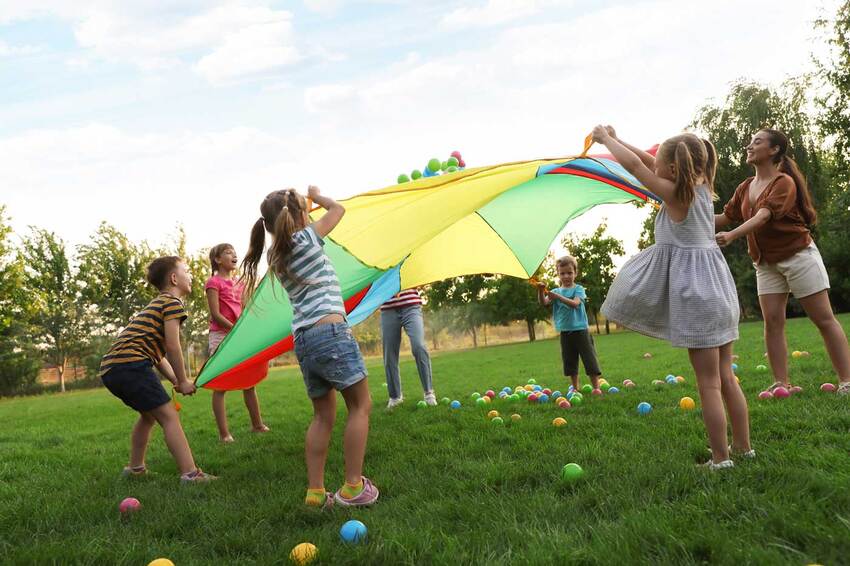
205 275 244 332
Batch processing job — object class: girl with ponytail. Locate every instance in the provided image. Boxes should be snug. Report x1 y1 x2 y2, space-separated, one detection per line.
593 125 750 471
716 129 850 395
240 186 378 508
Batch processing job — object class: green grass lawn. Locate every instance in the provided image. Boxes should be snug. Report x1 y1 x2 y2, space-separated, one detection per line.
3 315 850 565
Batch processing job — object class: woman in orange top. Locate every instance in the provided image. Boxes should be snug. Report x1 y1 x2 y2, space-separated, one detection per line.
715 129 850 395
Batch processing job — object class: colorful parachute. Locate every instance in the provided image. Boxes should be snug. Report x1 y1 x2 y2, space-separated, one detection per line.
196 148 659 390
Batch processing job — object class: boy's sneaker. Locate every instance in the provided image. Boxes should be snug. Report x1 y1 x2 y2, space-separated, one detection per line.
334 477 379 507
698 459 735 471
387 397 404 409
424 391 437 406
121 465 147 477
180 468 217 484
837 382 850 396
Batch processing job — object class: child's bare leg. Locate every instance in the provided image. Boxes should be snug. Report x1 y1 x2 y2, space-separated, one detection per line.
306 389 336 489
212 390 232 441
760 293 790 387
569 375 579 390
149 402 197 475
718 342 751 452
242 388 268 431
589 374 601 389
340 378 372 484
129 412 156 468
689 347 730 463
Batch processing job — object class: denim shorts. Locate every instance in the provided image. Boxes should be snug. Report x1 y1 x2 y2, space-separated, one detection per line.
294 322 367 399
101 360 171 412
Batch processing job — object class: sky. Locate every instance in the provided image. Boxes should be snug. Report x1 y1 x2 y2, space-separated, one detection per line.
0 0 840 266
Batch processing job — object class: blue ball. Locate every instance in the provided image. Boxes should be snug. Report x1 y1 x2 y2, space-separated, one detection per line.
538 394 549 403
552 390 562 399
450 400 461 409
731 363 739 372
502 387 511 393
608 387 619 394
340 519 367 543
637 402 652 415
666 374 675 381
666 376 677 384
533 385 542 391
566 392 574 400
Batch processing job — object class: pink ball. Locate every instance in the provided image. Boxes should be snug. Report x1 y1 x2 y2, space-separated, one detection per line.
528 394 538 403
558 400 571 409
789 385 803 395
591 388 603 396
542 388 552 395
624 381 635 388
485 390 495 398
773 386 790 399
450 150 462 159
820 382 837 393
758 390 773 400
119 497 141 514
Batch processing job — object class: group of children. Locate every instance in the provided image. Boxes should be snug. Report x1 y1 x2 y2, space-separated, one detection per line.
99 125 846 503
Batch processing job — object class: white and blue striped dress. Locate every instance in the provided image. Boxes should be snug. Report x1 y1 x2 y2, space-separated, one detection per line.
601 186 740 348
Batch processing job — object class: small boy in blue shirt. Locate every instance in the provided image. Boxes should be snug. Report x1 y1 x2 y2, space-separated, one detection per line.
538 255 603 393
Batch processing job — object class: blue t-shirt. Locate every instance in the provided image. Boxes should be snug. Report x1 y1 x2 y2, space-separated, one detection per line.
551 285 588 332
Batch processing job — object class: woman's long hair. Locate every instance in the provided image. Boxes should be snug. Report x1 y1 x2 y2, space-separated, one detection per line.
760 129 817 225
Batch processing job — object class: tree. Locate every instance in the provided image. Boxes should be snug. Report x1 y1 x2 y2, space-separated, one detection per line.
0 206 40 396
19 228 84 393
484 254 556 342
690 78 831 316
562 222 625 334
423 275 494 347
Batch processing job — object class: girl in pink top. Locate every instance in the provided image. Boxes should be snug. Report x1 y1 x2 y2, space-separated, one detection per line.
205 243 269 442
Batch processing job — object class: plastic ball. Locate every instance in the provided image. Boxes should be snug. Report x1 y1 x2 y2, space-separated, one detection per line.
450 400 461 409
502 387 512 393
458 159 466 168
643 352 652 359
527 378 537 385
485 390 495 398
510 413 521 422
758 390 773 400
820 382 837 393
514 386 524 393
416 400 427 409
451 150 462 159
528 394 538 403
622 379 633 386
552 390 562 399
558 400 571 409
624 381 635 388
119 497 141 514
608 387 619 394
591 388 602 396
666 374 675 381
581 384 593 394
397 174 410 184
441 397 451 405
652 380 664 387
637 402 652 415
756 364 768 372
555 396 567 404
801 351 811 357
510 394 520 401
598 378 608 385
411 169 422 180
447 156 459 167
471 392 481 399
569 395 583 406
524 384 534 392
552 417 567 427
773 386 790 399
475 398 487 407
600 382 611 392
340 520 367 544
542 388 552 395
482 396 491 404
679 397 695 410
533 385 543 392
147 560 175 566
538 394 549 403
290 542 318 566
487 410 500 419
427 158 441 172
731 363 738 372
491 416 504 425
789 386 803 395
560 463 584 483
792 350 802 359
675 376 685 384
498 392 508 399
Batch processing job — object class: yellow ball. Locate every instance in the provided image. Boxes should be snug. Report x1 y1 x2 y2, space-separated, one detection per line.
487 410 500 419
598 378 608 386
675 376 685 383
555 396 567 404
510 413 521 422
482 396 491 404
552 417 567 427
524 384 534 391
515 386 524 392
679 397 696 410
148 560 175 566
792 350 802 358
290 543 318 566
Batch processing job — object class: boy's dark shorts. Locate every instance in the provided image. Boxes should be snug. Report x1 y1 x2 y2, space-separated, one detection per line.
101 360 171 412
560 329 602 376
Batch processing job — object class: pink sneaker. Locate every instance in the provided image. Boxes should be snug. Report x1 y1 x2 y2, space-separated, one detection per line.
334 477 379 507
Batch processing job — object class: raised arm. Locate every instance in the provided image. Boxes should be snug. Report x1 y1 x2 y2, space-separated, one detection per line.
308 185 345 238
606 126 656 170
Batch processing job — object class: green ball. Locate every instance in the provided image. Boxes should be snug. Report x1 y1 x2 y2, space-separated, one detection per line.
440 397 451 405
600 382 611 391
446 166 458 173
560 463 584 483
471 392 481 399
447 156 459 167
570 395 583 406
528 378 537 385
428 158 441 172
397 174 410 184
491 416 504 425
476 397 487 407
756 364 768 372
416 400 427 409
510 394 520 401
440 161 448 171
581 384 593 394
411 169 422 180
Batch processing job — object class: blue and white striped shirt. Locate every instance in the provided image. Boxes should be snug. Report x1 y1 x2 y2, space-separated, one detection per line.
283 225 346 332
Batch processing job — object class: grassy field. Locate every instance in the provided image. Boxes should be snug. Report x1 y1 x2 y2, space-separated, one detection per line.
2 315 850 565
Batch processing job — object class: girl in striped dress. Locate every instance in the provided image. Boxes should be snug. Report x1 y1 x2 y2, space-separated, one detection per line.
594 126 752 470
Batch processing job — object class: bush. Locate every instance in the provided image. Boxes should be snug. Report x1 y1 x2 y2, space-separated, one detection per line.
0 342 41 397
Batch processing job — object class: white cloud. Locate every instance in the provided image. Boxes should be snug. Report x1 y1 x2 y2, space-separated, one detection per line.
0 39 42 57
441 0 564 29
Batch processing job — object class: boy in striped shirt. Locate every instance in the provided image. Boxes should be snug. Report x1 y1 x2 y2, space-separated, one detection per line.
100 256 215 483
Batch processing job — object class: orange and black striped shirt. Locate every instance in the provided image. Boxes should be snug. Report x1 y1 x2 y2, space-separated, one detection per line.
99 294 187 377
